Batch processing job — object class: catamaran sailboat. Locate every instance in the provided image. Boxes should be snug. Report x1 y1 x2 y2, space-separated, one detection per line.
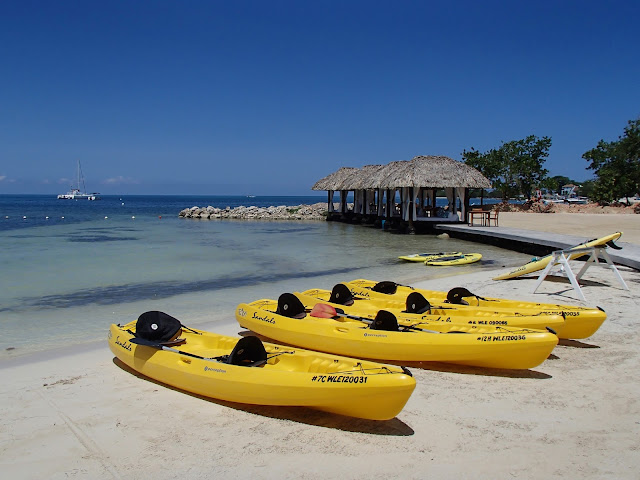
57 161 100 200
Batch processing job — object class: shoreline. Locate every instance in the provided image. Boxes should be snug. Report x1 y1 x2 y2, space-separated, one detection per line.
2 265 638 479
2 212 639 479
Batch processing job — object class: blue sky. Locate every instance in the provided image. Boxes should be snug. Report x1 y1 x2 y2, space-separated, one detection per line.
1 0 638 195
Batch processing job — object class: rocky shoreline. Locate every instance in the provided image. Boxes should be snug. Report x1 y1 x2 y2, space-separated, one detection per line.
179 203 328 220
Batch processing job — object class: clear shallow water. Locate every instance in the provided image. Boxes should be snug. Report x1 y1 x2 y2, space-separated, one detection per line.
0 194 530 359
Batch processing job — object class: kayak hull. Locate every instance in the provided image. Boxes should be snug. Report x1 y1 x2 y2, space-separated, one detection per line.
236 299 558 370
425 253 482 266
298 289 566 333
109 322 415 421
399 252 462 262
345 279 606 339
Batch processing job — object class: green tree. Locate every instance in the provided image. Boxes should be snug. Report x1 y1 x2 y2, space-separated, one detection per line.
579 179 596 199
462 135 551 200
583 118 640 203
548 175 573 194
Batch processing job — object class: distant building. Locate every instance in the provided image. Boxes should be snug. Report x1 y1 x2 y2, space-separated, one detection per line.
561 184 578 196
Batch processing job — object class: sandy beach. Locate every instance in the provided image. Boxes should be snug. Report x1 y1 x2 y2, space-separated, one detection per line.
2 212 639 479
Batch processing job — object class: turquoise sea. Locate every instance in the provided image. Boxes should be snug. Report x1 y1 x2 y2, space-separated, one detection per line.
0 194 529 360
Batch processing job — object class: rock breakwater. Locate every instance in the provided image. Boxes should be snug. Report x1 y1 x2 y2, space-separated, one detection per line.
179 203 328 220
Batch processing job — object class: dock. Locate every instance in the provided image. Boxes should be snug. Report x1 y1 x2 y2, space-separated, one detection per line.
435 224 640 271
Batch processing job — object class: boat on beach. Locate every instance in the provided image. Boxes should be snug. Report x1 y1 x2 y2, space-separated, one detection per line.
109 312 416 421
57 161 100 200
295 286 566 332
235 294 559 370
344 279 607 339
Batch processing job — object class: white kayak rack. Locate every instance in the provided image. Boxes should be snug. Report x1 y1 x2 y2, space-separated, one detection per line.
532 246 629 301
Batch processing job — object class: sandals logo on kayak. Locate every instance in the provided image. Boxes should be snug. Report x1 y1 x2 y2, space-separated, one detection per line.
114 335 133 351
252 312 276 324
350 288 369 298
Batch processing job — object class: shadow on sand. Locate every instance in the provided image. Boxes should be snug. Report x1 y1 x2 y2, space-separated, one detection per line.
112 358 414 436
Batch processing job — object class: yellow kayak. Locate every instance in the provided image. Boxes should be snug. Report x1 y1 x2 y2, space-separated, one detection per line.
345 279 607 339
425 253 482 266
236 295 558 370
109 312 415 421
493 232 623 280
398 252 462 262
297 286 565 333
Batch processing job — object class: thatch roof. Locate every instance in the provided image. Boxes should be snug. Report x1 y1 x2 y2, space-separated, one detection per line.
348 164 388 190
349 161 409 190
312 156 491 191
379 156 492 189
311 167 360 191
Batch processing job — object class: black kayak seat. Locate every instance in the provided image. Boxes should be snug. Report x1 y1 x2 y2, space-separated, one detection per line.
329 283 354 306
371 281 398 295
405 292 431 314
446 287 475 305
227 336 267 367
277 293 307 319
135 311 182 343
370 310 399 331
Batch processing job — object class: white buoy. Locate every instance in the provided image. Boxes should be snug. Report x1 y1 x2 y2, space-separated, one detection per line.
122 203 125 205
61 216 65 219
23 216 27 219
131 216 135 219
105 216 108 219
45 216 49 219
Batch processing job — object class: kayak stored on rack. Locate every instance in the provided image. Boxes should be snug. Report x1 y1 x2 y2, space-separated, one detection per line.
344 279 606 339
236 295 558 370
109 311 415 421
493 232 623 280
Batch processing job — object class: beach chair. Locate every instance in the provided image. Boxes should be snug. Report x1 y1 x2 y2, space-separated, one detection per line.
486 210 499 226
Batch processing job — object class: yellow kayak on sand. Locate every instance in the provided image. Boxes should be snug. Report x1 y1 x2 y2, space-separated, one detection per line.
424 253 482 266
344 279 607 339
109 312 416 421
297 286 565 333
236 295 559 370
398 252 462 262
493 232 623 280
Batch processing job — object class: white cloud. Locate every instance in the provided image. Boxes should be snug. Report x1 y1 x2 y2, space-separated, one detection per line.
103 176 139 185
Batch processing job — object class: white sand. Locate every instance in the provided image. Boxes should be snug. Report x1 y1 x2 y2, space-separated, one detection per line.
2 214 639 479
498 212 640 245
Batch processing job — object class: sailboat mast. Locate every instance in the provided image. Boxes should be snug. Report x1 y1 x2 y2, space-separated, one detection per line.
78 160 87 192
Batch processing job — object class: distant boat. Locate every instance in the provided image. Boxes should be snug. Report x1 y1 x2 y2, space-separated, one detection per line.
565 195 589 205
57 161 100 200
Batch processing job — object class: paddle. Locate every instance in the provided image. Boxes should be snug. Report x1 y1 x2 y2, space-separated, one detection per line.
129 336 223 361
129 337 291 367
309 303 442 333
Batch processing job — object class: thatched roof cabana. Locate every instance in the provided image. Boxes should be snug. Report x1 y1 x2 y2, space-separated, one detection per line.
312 155 492 231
